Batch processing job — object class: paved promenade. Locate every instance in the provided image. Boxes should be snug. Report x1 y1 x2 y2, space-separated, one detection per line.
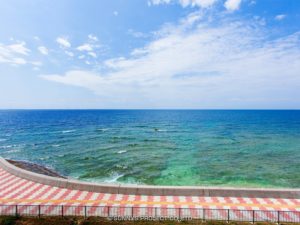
0 167 300 216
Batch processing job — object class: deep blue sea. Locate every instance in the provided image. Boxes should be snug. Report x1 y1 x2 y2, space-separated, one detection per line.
0 110 299 187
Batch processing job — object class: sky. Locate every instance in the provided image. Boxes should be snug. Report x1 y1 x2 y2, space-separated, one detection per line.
0 0 300 109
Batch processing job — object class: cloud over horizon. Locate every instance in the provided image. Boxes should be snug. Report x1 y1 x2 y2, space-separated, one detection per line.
41 12 300 108
1 0 299 109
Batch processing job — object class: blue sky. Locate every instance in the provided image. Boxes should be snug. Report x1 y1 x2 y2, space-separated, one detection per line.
0 0 299 109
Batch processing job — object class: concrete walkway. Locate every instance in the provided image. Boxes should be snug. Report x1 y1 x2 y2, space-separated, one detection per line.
0 159 299 220
0 168 300 210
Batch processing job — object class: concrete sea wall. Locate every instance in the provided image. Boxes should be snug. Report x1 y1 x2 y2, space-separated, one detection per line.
0 157 299 198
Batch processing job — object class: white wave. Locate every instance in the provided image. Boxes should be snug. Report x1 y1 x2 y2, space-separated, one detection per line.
0 145 12 149
154 129 167 132
116 164 128 169
97 128 109 132
40 156 50 160
52 144 60 147
117 150 127 154
5 149 20 153
62 129 76 133
0 138 7 142
104 174 124 183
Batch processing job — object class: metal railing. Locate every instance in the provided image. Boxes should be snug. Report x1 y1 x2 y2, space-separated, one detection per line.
0 204 299 223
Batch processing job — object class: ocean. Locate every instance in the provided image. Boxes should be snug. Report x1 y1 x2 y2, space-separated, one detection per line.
0 110 299 188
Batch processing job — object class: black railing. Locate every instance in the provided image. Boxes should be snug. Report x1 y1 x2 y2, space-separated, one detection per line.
0 204 299 223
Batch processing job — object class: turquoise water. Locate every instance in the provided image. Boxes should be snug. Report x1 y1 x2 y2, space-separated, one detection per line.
0 110 300 188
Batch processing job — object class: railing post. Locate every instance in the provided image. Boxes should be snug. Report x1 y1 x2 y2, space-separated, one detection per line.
178 207 181 219
203 208 205 221
252 210 255 223
155 207 157 218
227 209 230 223
132 207 134 217
15 205 18 217
277 211 280 224
61 205 64 217
107 206 110 217
38 205 41 218
84 206 87 218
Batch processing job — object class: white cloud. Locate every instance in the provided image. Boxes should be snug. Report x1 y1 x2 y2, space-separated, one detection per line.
0 41 30 65
127 29 148 38
224 0 242 11
65 51 74 57
275 14 286 21
148 0 217 8
113 11 118 16
180 0 217 8
38 46 49 55
253 15 266 26
31 61 42 66
77 43 93 51
87 52 97 58
40 13 300 108
0 41 40 68
77 42 99 58
148 0 171 5
88 34 98 42
10 58 27 65
41 70 102 88
8 42 30 55
56 37 71 48
182 10 203 25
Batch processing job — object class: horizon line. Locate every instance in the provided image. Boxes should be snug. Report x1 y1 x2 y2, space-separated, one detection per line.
0 108 300 111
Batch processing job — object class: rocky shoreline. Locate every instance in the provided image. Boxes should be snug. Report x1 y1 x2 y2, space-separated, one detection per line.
7 159 66 179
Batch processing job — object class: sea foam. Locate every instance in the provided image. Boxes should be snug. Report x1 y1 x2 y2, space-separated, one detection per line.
117 150 127 154
104 174 124 183
62 130 76 133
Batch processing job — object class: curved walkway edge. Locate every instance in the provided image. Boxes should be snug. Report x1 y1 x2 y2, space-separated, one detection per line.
0 157 299 198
